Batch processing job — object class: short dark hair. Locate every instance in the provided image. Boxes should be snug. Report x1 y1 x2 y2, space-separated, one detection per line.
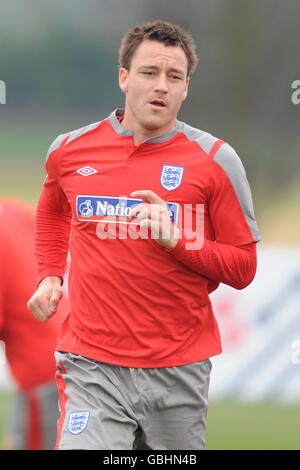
119 20 198 77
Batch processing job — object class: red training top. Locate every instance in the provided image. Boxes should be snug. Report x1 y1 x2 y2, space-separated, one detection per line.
35 109 260 367
0 198 69 390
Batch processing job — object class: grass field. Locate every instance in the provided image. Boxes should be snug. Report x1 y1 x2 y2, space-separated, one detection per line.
205 401 300 450
0 390 12 450
0 389 300 450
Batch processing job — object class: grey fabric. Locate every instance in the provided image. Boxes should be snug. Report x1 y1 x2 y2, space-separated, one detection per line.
110 109 181 143
179 121 260 242
55 351 212 450
109 109 132 137
7 381 59 450
46 121 102 161
213 143 261 242
66 120 102 145
38 381 60 449
179 121 220 154
46 133 68 161
7 388 26 449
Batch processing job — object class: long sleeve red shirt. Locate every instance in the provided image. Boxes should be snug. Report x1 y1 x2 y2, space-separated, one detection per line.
0 198 69 390
35 109 260 367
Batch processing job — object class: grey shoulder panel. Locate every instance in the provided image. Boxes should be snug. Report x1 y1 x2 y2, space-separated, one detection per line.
46 133 69 161
180 122 220 154
214 143 261 242
46 120 103 161
65 120 103 145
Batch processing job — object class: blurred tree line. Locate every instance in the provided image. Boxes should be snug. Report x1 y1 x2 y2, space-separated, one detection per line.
1 0 299 202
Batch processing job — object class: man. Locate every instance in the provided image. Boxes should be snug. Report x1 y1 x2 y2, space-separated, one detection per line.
28 20 260 450
0 198 69 449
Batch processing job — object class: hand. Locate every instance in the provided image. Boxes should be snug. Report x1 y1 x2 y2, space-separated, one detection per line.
130 190 180 249
27 276 63 322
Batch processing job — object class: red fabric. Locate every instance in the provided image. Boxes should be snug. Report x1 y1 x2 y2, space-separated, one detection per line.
55 361 67 450
167 239 257 290
208 139 225 159
26 390 42 450
35 111 258 367
0 198 69 390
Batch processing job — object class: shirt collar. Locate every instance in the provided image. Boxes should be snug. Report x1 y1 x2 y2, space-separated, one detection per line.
109 109 182 143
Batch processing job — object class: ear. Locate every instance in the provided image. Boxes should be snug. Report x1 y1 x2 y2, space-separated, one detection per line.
182 77 190 101
119 67 129 94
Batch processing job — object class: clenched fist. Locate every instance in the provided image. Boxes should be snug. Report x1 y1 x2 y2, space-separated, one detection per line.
27 276 63 322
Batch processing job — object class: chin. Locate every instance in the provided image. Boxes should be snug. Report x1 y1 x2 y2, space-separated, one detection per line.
142 117 169 131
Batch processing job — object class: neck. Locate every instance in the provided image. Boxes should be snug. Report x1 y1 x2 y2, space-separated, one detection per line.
121 111 176 146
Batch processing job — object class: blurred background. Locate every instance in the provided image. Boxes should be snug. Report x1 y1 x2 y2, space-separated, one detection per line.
0 0 299 450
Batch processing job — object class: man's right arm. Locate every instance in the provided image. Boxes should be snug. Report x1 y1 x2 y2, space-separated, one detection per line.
27 275 64 322
28 134 72 321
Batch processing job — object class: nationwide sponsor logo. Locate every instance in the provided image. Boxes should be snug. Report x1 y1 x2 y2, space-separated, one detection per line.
76 166 98 176
67 411 90 435
76 195 179 225
160 165 184 191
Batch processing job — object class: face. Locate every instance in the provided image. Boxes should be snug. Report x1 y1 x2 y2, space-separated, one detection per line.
119 40 189 138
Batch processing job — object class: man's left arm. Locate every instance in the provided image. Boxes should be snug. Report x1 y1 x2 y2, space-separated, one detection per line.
131 143 260 290
166 142 261 289
165 238 257 290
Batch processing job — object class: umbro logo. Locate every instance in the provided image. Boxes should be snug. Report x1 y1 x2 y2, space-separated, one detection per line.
76 166 98 176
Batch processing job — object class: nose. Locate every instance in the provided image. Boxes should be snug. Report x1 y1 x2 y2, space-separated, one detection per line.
154 74 168 94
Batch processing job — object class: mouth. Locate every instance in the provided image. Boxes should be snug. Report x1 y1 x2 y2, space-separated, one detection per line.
149 99 167 108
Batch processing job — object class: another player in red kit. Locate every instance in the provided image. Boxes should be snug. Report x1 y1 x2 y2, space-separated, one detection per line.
0 198 69 449
28 20 260 450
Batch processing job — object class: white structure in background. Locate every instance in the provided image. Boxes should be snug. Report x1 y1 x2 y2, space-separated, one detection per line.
0 340 13 389
209 244 300 403
0 80 6 104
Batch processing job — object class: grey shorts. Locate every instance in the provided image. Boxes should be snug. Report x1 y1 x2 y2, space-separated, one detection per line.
55 351 212 450
7 381 59 450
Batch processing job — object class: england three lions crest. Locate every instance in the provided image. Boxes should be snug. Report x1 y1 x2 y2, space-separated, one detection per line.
67 411 90 435
160 165 184 191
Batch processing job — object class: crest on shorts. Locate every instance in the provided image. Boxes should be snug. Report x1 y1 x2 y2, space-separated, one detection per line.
160 165 184 191
67 411 90 435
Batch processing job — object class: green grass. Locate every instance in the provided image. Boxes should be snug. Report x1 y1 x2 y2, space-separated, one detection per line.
0 390 13 450
206 401 300 450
